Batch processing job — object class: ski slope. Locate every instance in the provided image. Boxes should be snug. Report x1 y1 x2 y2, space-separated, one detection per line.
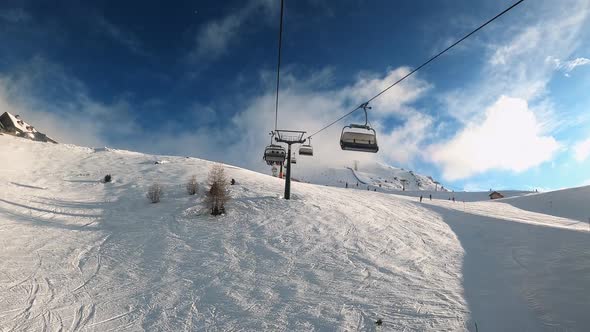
1 134 589 331
392 190 535 202
294 161 442 191
502 185 590 222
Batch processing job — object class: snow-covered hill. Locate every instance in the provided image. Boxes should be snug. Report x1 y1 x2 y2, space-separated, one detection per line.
294 161 445 191
501 185 590 222
392 189 535 202
1 134 589 331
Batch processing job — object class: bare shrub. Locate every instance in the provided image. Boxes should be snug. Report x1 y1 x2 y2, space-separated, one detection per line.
104 174 112 183
146 183 162 203
206 164 230 215
186 175 198 195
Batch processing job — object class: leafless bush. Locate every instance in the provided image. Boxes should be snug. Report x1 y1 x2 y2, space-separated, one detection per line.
186 175 198 195
146 183 162 203
206 164 230 215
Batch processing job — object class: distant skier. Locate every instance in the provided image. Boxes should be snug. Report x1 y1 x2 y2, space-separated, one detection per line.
345 182 348 188
374 188 377 192
230 178 236 185
429 194 432 200
419 195 423 202
452 196 455 202
356 182 359 187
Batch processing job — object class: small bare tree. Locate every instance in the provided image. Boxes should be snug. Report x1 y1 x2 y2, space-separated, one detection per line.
400 179 408 191
206 164 230 215
186 175 198 195
146 183 162 203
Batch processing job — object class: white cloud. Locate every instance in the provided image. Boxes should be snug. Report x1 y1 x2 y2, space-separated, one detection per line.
444 0 590 123
565 57 590 71
573 137 590 162
546 56 590 76
0 57 138 147
489 27 541 67
4 0 585 184
428 96 560 180
0 55 430 173
207 67 432 171
431 0 588 182
189 0 276 61
378 112 432 166
341 67 431 116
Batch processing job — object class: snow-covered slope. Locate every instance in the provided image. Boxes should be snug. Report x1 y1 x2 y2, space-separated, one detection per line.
1 134 589 331
501 185 590 222
392 189 535 202
294 161 444 191
0 135 466 331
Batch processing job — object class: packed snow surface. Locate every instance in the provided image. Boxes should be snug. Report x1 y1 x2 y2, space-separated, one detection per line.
1 135 589 331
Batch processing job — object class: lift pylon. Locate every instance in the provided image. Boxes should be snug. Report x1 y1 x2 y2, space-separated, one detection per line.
274 130 306 200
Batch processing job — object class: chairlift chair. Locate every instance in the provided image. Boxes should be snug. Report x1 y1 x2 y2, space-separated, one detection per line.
291 153 297 164
340 103 379 153
263 144 286 165
299 138 314 156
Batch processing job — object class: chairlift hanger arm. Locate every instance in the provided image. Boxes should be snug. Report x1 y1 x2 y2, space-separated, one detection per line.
275 129 307 134
360 103 371 126
276 137 307 144
275 129 307 144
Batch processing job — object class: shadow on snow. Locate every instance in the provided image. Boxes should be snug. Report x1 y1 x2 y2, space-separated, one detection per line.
428 204 590 332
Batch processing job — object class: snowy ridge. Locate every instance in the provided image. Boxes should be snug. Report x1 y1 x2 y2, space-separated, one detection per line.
1 134 589 331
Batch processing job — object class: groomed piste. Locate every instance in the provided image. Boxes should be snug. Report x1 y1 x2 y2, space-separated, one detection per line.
1 135 589 331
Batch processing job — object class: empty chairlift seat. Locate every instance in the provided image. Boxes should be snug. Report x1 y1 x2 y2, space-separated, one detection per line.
340 124 379 153
299 137 314 156
299 145 313 156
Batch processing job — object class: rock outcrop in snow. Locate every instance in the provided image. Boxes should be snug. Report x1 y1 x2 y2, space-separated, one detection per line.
0 111 57 143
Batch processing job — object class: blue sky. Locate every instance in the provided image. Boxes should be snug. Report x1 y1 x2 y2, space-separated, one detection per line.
1 0 589 191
